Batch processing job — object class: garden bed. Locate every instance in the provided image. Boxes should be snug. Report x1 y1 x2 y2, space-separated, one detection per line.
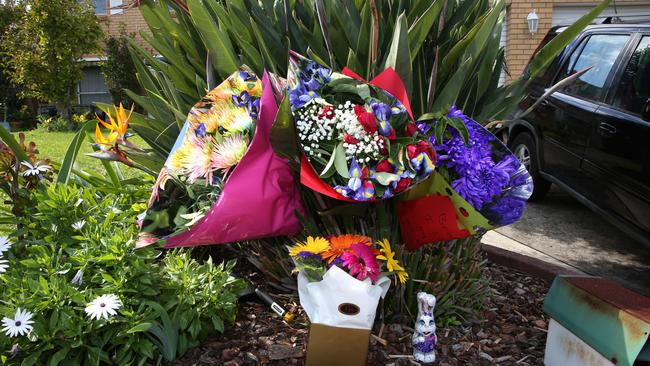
170 259 550 366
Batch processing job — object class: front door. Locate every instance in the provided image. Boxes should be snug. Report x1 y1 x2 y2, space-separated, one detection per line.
586 35 650 234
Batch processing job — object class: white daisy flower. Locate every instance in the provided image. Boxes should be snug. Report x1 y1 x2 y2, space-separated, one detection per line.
1 309 34 337
0 237 11 254
20 161 52 177
0 258 8 273
85 294 121 320
71 220 86 230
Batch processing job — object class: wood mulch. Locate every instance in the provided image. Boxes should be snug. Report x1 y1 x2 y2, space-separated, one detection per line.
170 259 550 366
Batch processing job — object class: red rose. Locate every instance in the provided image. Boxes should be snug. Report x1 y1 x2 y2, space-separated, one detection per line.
407 140 437 164
394 177 413 193
375 160 393 173
319 106 335 119
353 105 377 134
361 167 371 179
343 133 359 144
404 122 418 137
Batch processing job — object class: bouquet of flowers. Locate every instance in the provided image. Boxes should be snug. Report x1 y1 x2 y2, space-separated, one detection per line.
289 234 407 284
287 52 436 201
141 69 304 247
398 106 533 249
291 234 407 331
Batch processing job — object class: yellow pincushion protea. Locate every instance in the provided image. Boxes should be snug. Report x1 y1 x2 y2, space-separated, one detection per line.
188 100 229 133
220 107 254 134
168 135 214 184
211 134 249 173
288 236 331 257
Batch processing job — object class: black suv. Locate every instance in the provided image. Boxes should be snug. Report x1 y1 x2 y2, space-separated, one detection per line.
507 24 650 246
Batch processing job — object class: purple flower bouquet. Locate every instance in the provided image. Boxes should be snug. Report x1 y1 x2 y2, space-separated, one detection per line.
398 106 533 249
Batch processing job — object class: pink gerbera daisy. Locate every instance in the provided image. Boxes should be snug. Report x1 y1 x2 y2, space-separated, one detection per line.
341 243 381 282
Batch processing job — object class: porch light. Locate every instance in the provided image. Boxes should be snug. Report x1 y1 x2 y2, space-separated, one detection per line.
527 9 539 34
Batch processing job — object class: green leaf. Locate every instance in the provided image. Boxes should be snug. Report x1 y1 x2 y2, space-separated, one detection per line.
128 322 154 333
0 125 30 163
334 142 349 178
446 116 469 144
187 0 239 77
212 316 224 333
319 148 337 178
58 119 96 185
383 12 412 96
433 118 448 145
48 346 70 366
407 0 444 60
375 172 400 186
430 57 473 114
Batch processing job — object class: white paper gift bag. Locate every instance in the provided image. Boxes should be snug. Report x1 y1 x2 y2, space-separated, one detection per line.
298 265 391 330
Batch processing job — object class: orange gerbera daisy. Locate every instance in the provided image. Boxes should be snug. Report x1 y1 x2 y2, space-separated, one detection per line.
322 234 372 263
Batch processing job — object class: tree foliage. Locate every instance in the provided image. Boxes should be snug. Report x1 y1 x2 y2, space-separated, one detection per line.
101 31 143 107
1 0 103 121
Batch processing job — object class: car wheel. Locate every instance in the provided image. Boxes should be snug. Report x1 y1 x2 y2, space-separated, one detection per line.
510 132 551 201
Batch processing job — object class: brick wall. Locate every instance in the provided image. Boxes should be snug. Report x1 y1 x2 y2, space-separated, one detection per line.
505 0 645 81
97 7 153 54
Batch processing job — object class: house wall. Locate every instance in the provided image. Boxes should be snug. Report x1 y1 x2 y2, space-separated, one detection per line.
505 0 649 81
98 7 152 52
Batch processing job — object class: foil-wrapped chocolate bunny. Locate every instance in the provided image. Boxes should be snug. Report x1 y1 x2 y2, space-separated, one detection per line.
412 292 437 363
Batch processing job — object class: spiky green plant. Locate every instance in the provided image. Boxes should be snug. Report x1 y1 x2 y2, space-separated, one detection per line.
116 0 611 321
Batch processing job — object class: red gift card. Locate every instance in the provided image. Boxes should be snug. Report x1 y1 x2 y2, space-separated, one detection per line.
397 195 471 251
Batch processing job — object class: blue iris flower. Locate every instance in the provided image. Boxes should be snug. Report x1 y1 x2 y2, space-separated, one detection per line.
232 91 251 107
410 153 435 176
239 70 257 81
289 82 320 109
334 158 373 201
371 100 394 137
194 123 206 137
247 98 260 118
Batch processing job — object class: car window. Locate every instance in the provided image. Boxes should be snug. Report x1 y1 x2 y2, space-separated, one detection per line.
556 34 629 101
612 36 650 115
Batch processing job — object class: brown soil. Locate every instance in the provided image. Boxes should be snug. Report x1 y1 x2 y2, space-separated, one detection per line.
170 261 549 366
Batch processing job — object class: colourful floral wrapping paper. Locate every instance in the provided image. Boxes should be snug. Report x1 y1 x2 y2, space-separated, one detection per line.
398 107 533 250
141 69 304 247
286 52 437 201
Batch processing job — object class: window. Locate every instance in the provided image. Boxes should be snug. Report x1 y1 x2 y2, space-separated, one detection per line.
94 0 106 15
109 0 123 15
78 66 112 106
556 34 629 101
613 36 650 115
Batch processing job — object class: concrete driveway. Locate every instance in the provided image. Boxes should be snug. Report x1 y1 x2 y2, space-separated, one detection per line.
482 186 650 296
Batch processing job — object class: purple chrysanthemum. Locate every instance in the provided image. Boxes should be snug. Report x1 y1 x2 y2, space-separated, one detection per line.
484 196 527 225
451 161 511 210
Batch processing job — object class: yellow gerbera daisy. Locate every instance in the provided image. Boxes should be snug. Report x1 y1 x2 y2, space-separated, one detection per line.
376 239 407 276
288 236 331 257
396 270 409 284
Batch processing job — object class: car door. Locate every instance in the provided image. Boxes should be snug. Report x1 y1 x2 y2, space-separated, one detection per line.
586 34 650 234
532 33 631 192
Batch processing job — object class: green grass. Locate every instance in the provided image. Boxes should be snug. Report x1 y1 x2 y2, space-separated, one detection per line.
18 128 150 180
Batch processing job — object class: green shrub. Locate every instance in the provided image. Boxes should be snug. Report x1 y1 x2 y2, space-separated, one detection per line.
37 115 68 132
0 183 245 365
